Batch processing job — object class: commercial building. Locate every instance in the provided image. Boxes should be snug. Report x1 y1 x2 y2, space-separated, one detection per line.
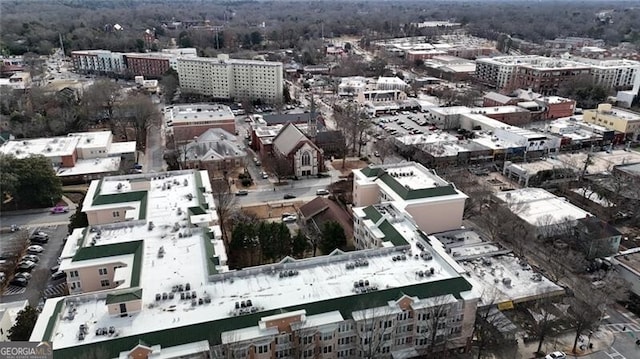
575 58 640 90
0 131 136 183
583 104 640 141
164 103 236 143
483 90 576 120
610 248 640 297
352 162 468 236
494 188 592 237
177 54 283 103
421 56 477 82
0 71 32 91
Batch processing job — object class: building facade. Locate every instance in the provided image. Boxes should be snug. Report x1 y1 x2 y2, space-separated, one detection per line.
177 54 283 103
583 104 640 141
164 103 236 143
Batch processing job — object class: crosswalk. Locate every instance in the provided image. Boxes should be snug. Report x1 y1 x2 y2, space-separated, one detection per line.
604 323 640 333
44 282 68 298
2 285 26 296
604 346 626 359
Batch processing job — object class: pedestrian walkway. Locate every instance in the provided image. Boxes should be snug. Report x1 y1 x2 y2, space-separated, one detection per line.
2 285 26 296
604 323 640 333
514 326 615 358
44 282 67 298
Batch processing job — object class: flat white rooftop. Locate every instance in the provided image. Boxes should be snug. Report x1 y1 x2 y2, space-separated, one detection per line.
164 104 235 125
495 187 591 226
0 136 79 158
56 157 121 177
43 243 467 350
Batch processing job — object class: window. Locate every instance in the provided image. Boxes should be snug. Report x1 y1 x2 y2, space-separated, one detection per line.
112 211 120 218
100 279 110 287
69 270 79 278
323 346 332 354
257 344 268 354
301 151 311 166
98 268 108 276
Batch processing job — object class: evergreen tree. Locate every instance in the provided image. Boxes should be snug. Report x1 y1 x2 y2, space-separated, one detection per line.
319 221 346 254
8 306 38 341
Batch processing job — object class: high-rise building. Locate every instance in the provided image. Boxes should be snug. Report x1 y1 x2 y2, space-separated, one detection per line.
177 54 283 103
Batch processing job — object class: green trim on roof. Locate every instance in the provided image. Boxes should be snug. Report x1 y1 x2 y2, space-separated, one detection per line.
106 289 143 305
52 276 472 359
202 230 218 275
360 167 384 177
188 206 206 215
92 191 148 220
362 206 382 223
43 299 65 342
73 240 143 287
193 171 208 209
92 179 104 201
378 173 458 200
378 220 409 246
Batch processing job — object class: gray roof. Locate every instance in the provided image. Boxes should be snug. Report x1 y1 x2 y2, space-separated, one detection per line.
184 128 247 161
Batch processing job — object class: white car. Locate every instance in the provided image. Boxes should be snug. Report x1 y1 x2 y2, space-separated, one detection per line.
316 189 329 195
282 215 297 223
27 245 45 253
545 351 566 359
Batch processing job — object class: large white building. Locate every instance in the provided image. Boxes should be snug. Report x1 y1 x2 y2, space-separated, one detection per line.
0 131 136 182
177 54 283 103
475 55 640 92
352 162 468 241
31 168 483 359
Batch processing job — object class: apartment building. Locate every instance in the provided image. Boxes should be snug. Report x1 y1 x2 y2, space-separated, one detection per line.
71 50 126 75
352 162 468 236
32 170 481 359
164 103 236 143
0 131 136 183
583 104 640 141
475 55 639 94
177 54 283 103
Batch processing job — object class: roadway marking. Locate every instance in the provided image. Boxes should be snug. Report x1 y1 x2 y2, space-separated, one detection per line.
2 285 27 296
604 323 640 333
604 347 626 359
44 282 68 298
618 307 640 324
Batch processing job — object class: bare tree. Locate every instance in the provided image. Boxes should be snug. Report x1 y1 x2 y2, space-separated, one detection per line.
211 178 237 244
264 154 293 183
529 298 557 355
353 306 397 358
414 294 462 356
114 92 160 150
568 297 602 354
373 138 394 164
334 103 371 156
82 79 121 125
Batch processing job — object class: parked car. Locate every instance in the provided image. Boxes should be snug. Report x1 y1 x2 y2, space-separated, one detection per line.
50 205 69 214
29 235 49 244
283 194 296 200
27 245 44 253
32 231 49 238
235 190 249 196
20 255 39 263
261 171 269 179
316 189 329 196
51 271 67 281
14 272 32 281
282 215 297 223
9 277 29 287
50 265 60 273
545 352 566 359
16 261 36 272
281 212 293 219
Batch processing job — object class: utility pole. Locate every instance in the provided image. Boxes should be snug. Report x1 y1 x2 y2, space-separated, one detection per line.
58 33 65 57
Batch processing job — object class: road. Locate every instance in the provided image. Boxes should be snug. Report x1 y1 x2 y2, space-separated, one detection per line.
146 99 166 172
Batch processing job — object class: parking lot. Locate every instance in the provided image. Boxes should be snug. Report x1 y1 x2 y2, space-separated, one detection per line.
1 224 69 307
372 110 440 139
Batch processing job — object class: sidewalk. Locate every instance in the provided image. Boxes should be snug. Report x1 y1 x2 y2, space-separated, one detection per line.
514 327 614 358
